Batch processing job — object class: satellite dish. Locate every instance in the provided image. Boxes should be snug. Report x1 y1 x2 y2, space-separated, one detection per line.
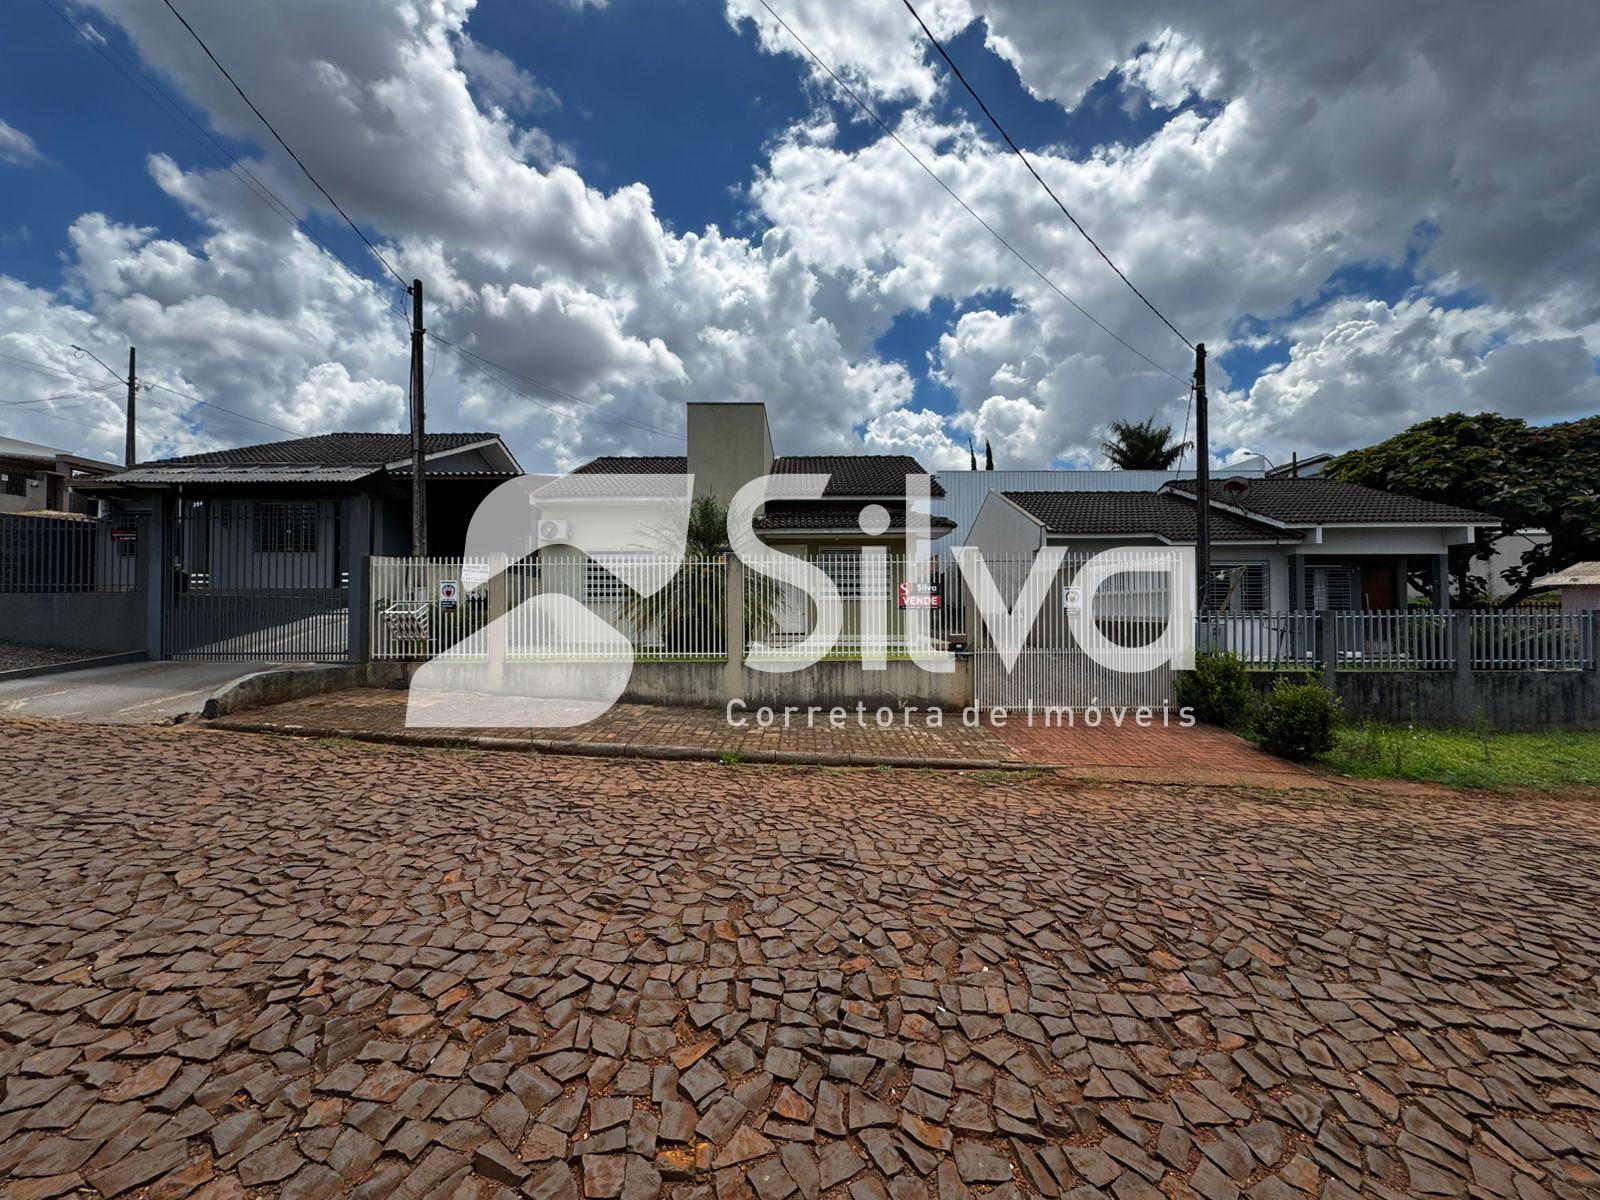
1221 478 1251 499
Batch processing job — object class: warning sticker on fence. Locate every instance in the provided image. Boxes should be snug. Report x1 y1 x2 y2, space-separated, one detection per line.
439 579 459 613
1062 585 1083 612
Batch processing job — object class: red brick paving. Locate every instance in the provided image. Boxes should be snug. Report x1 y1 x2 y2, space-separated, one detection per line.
2 717 1598 1199
208 688 1314 784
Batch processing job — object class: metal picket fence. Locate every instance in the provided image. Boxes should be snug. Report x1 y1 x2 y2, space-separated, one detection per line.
1471 610 1592 670
0 512 139 593
1200 608 1595 672
370 554 728 661
1196 612 1316 669
1333 610 1455 669
742 553 966 661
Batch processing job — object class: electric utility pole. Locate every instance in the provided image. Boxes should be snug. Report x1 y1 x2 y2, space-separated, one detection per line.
125 346 137 467
1194 342 1210 610
409 279 427 556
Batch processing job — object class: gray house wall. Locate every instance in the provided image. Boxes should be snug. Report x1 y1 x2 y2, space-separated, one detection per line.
687 402 773 507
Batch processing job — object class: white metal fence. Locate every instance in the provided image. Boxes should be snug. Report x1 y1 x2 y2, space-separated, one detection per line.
967 552 1178 710
742 554 966 661
1197 612 1316 670
0 512 139 593
370 555 728 662
369 551 1596 679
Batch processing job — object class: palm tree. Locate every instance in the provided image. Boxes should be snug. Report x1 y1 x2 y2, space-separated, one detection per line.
1101 416 1191 470
618 495 778 656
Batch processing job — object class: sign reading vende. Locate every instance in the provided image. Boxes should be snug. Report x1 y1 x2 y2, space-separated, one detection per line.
897 579 944 610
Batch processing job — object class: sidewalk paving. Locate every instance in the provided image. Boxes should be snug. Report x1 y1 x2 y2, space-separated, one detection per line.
206 686 1319 784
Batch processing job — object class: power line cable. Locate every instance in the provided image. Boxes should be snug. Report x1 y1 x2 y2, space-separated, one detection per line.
1176 380 1195 474
1 349 305 437
158 0 411 293
0 384 123 409
754 0 1188 386
899 0 1194 351
37 0 411 326
36 1 687 446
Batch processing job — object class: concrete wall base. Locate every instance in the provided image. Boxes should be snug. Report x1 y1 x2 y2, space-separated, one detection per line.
207 657 973 718
1250 670 1600 731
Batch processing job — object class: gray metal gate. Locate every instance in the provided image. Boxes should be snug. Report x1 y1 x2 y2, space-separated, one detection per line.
969 553 1176 711
164 499 350 661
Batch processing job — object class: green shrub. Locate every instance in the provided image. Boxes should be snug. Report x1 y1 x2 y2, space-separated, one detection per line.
1252 676 1341 760
1175 651 1255 727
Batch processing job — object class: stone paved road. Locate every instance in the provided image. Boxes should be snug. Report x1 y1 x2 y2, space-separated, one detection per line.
2 719 1599 1200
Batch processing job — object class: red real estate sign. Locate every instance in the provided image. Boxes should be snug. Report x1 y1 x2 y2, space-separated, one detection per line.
897 579 943 610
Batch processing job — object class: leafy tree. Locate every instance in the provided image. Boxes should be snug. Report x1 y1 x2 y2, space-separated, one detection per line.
1101 416 1191 470
1323 412 1600 607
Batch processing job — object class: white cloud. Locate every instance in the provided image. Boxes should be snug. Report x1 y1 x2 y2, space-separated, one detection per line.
0 118 46 167
738 0 1600 462
455 35 558 116
4 0 1596 477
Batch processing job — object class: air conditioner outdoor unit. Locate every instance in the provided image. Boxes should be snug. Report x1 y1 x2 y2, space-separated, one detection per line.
538 518 572 543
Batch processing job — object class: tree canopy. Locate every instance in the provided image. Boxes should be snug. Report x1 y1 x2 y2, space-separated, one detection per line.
1101 416 1191 470
1324 412 1600 605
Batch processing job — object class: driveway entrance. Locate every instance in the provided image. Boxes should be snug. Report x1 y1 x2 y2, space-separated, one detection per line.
163 500 350 661
0 659 290 723
969 551 1177 711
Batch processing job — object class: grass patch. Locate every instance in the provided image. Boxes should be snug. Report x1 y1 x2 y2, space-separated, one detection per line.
717 750 745 766
1322 721 1600 791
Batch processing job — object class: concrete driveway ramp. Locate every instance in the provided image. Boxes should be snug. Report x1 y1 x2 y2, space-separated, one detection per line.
0 660 314 724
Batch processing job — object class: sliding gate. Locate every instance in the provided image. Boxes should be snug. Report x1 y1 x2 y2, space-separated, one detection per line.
969 552 1177 711
164 499 350 661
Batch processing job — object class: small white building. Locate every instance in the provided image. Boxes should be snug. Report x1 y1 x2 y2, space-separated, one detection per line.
1536 561 1600 613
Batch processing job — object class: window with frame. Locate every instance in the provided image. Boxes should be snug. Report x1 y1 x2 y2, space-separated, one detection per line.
817 550 862 599
3 472 27 497
1205 562 1268 612
584 555 632 603
1305 564 1356 611
254 502 318 554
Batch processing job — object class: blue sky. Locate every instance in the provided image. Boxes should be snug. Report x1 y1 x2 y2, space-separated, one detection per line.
1 2 1596 470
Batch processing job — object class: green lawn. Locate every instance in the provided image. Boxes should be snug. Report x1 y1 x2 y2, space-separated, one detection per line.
1322 722 1600 791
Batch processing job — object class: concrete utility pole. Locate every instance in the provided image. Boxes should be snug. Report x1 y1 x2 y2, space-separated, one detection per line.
409 279 427 556
125 346 137 467
1194 342 1211 610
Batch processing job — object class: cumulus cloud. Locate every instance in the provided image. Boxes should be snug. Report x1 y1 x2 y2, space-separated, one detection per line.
4 0 1597 475
739 0 1600 462
0 118 46 166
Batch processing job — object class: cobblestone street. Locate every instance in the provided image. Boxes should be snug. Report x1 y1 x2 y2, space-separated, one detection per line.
2 718 1599 1200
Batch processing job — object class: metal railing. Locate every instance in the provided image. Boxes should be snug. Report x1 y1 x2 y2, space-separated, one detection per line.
1333 609 1454 669
370 555 728 662
1197 612 1317 669
0 512 139 593
1202 608 1596 672
1472 610 1592 670
742 554 966 661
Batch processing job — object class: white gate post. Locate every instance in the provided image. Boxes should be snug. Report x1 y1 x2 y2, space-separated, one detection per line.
721 553 745 704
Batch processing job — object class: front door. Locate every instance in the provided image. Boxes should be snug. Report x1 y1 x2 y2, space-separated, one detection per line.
1362 563 1397 610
